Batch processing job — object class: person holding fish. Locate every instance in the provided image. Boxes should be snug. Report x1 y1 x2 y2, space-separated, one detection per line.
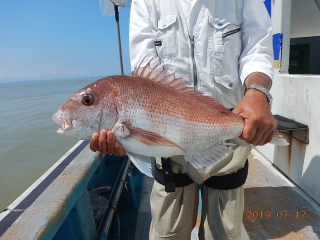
88 0 277 239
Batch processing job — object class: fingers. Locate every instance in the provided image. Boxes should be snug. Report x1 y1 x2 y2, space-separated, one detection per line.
98 129 108 153
255 122 276 146
234 89 278 146
241 116 277 146
107 131 115 154
240 118 257 143
248 126 272 146
89 129 126 156
90 132 100 152
263 130 275 145
115 142 126 156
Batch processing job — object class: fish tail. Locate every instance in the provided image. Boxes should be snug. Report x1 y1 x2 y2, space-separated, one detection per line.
270 130 289 146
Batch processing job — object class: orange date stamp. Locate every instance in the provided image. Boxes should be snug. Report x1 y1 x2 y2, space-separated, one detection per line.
246 211 306 219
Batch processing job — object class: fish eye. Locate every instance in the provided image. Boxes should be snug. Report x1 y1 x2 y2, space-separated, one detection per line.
81 94 94 106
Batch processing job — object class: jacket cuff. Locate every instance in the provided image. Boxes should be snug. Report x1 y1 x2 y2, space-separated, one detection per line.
240 58 274 84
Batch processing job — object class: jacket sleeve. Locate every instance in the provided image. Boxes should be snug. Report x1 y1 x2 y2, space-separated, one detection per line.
239 0 274 84
129 0 162 72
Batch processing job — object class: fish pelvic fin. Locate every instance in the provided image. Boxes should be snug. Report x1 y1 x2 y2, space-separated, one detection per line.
127 152 153 177
184 142 234 169
132 57 231 113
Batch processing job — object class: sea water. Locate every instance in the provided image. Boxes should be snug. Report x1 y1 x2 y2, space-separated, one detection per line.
0 78 99 211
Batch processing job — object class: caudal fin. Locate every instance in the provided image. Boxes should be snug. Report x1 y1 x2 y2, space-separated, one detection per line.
270 130 289 146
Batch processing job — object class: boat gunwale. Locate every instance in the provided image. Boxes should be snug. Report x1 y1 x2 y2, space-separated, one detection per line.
0 140 91 238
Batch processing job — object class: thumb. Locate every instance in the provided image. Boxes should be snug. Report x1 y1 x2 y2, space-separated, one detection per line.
232 105 241 115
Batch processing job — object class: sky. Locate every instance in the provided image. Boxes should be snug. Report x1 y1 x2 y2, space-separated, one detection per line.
0 0 131 83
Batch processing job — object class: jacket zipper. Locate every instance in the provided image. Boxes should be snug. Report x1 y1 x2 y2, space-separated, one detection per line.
189 36 198 90
222 28 241 39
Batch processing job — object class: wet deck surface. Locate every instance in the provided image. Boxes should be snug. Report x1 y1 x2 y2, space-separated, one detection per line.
243 150 320 239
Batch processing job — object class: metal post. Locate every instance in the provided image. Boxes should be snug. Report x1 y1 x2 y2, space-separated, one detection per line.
114 5 124 75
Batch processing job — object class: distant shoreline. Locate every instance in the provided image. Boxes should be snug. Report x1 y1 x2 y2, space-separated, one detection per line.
0 77 104 86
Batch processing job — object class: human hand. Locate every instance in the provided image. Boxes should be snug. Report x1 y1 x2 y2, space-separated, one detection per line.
90 129 126 156
232 89 277 146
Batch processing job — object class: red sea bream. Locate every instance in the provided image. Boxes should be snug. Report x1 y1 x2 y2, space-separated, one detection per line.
53 60 288 176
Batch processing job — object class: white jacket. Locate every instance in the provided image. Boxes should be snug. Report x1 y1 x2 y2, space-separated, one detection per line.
129 0 274 109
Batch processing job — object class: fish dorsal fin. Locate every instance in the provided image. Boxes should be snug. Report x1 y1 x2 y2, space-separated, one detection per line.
132 57 160 80
132 57 230 112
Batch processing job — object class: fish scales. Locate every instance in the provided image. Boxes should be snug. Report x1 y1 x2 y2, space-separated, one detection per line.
109 75 243 154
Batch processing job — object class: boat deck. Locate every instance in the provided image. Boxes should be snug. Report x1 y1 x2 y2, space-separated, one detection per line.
243 149 320 239
135 149 320 240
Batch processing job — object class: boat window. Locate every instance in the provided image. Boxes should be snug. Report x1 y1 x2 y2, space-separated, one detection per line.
289 0 320 75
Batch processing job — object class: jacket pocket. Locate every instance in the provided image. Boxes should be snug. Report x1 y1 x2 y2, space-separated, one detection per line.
154 15 178 61
208 14 243 90
222 28 241 39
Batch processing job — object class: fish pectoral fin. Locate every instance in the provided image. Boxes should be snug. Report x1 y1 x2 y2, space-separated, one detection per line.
113 121 184 150
127 152 153 177
184 142 233 169
117 124 184 150
112 122 131 138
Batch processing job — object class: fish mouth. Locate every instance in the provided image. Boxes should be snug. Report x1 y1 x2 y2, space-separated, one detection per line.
52 112 74 134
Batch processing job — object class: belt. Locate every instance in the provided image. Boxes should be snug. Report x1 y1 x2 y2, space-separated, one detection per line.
203 160 248 190
154 158 194 192
153 158 248 193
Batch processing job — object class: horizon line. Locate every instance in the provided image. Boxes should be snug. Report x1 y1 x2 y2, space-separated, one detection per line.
0 73 132 86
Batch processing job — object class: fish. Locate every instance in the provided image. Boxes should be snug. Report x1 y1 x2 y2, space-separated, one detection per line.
52 59 288 177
